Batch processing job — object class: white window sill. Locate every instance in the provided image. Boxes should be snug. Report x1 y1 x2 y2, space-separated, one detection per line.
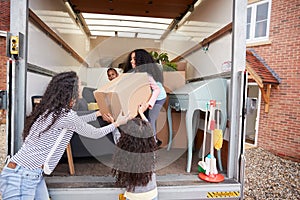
247 40 272 47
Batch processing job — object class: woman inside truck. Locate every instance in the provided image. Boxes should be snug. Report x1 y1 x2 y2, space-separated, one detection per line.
0 71 130 200
124 49 166 147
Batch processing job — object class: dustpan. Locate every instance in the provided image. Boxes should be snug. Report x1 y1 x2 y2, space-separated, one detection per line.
213 103 223 150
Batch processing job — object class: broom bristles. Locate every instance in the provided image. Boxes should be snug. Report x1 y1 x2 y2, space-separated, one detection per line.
214 129 223 150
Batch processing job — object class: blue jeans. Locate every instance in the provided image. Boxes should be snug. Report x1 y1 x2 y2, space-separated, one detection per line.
0 163 49 200
148 98 166 139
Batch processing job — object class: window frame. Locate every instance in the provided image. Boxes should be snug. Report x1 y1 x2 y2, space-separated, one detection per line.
246 0 272 43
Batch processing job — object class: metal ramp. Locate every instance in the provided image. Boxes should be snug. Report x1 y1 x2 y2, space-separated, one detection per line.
47 174 241 200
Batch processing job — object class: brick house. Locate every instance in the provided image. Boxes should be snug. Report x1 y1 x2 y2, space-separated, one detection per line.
245 0 299 161
0 0 9 124
0 1 9 91
0 0 299 161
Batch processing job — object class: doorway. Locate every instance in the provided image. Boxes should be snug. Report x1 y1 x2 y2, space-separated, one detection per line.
245 83 261 146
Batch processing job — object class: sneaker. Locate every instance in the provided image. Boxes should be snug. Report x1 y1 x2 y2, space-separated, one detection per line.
156 139 162 147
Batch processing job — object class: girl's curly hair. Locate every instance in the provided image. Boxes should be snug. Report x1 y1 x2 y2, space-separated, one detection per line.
23 71 79 139
112 118 157 192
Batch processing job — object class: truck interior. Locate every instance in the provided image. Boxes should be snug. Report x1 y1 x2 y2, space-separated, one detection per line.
9 0 247 199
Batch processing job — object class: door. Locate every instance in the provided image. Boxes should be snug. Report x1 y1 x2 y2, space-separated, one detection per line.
245 83 261 146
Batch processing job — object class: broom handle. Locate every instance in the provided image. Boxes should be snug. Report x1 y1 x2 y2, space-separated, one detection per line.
217 102 220 130
210 104 215 174
202 104 208 161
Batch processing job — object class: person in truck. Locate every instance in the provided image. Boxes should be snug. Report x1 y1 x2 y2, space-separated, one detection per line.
123 49 166 147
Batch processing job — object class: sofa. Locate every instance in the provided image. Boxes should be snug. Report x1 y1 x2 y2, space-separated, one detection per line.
70 87 115 158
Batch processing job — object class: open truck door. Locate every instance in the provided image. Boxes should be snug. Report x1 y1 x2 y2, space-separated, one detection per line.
7 0 248 199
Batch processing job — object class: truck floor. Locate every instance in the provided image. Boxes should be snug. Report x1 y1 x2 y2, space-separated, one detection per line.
47 148 212 187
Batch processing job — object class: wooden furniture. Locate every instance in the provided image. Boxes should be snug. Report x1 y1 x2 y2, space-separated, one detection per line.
66 143 75 175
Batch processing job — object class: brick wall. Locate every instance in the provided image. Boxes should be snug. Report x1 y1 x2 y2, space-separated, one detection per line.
0 0 10 90
0 38 8 90
253 0 300 161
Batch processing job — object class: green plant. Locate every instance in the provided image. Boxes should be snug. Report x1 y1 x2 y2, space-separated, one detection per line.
149 51 177 71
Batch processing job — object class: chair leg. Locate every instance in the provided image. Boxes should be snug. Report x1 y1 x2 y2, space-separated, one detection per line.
66 143 75 175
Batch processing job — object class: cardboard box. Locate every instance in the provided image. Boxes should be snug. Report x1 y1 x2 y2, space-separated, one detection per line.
156 109 188 148
169 111 188 148
163 71 186 94
94 73 151 119
175 61 187 71
156 96 188 148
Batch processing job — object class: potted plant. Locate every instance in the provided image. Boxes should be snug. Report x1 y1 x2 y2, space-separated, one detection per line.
149 51 177 71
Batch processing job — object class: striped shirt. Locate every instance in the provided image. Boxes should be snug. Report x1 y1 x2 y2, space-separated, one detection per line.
11 110 116 174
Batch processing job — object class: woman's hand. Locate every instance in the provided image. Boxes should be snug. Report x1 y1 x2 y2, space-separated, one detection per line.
102 113 114 123
138 102 148 114
138 103 149 122
113 111 131 127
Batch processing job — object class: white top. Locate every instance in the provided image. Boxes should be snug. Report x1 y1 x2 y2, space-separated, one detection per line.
11 110 115 174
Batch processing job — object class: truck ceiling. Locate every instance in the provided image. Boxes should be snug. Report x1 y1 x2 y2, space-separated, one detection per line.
29 0 229 42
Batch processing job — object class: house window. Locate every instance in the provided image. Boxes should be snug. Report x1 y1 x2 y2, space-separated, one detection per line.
247 0 271 43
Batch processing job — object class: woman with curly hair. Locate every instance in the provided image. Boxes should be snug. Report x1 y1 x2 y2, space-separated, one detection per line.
124 49 166 147
112 105 158 200
0 71 129 200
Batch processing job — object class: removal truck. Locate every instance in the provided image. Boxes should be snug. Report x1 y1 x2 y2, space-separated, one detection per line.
4 0 248 199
